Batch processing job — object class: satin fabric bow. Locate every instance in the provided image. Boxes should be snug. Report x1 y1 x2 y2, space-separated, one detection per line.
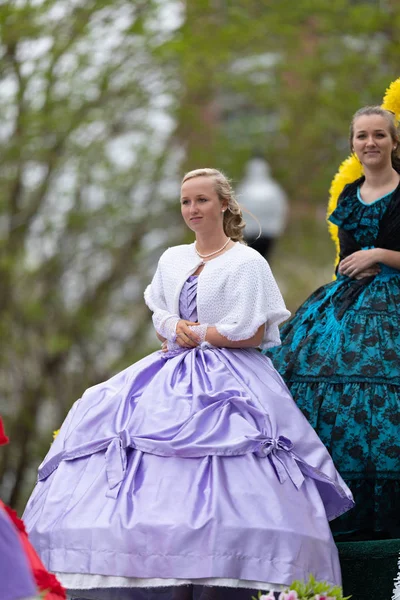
256 435 305 490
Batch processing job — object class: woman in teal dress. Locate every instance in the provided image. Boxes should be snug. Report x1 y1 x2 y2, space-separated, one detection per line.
267 106 400 540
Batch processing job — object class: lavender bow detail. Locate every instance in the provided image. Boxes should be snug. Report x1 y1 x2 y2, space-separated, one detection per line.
256 435 305 490
37 429 138 499
105 430 132 498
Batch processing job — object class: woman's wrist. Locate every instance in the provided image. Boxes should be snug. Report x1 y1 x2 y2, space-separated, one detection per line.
189 323 208 344
158 315 180 342
371 247 384 262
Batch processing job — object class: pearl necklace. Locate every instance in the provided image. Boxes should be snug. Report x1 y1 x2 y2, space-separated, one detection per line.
195 237 231 259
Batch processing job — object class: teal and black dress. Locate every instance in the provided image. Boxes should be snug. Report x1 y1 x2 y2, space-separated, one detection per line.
267 177 400 539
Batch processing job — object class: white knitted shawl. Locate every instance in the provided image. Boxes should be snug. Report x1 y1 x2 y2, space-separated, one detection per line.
144 242 290 349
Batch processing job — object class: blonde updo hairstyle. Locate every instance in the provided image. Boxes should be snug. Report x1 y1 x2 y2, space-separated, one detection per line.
181 168 246 243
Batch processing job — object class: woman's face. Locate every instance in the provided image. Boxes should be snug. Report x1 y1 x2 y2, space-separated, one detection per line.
352 114 396 170
180 176 227 235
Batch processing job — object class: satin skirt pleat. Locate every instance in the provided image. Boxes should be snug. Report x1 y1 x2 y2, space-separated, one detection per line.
24 347 353 590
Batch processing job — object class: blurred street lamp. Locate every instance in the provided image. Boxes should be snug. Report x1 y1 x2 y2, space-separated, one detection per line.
237 157 288 260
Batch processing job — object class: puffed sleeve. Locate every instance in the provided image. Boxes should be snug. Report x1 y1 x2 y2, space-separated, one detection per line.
144 256 180 341
215 255 290 349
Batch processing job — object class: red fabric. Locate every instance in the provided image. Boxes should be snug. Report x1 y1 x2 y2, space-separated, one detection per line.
2 503 27 534
0 417 67 600
0 416 9 445
0 500 66 599
17 522 67 597
0 423 66 600
34 569 67 597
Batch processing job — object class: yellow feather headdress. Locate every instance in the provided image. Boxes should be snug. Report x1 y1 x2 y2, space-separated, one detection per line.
327 77 400 271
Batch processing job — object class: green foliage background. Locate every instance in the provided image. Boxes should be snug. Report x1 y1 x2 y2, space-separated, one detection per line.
0 0 398 509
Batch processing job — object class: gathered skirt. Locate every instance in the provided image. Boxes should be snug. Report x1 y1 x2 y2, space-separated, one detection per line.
23 346 354 595
267 270 400 537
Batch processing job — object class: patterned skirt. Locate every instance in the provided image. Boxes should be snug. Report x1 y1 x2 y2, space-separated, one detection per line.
267 270 400 537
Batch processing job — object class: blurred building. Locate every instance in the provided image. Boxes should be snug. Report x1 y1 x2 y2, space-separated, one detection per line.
237 157 288 260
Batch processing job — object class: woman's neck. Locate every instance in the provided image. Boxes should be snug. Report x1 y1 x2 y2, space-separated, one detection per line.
363 166 399 189
195 231 230 255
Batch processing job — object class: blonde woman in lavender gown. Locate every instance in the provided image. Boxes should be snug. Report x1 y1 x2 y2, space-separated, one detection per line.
23 168 354 600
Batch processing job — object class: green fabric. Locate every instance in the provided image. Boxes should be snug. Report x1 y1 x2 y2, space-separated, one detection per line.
337 539 400 599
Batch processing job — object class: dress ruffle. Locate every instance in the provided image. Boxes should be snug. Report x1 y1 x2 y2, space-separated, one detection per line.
329 188 392 247
269 187 400 537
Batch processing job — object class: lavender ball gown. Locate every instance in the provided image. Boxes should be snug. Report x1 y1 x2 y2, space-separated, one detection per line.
23 276 354 598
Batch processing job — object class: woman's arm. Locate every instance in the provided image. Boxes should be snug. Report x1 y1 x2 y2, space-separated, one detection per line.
166 323 265 352
165 323 265 351
205 324 265 349
145 254 199 347
338 248 400 277
372 248 400 269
